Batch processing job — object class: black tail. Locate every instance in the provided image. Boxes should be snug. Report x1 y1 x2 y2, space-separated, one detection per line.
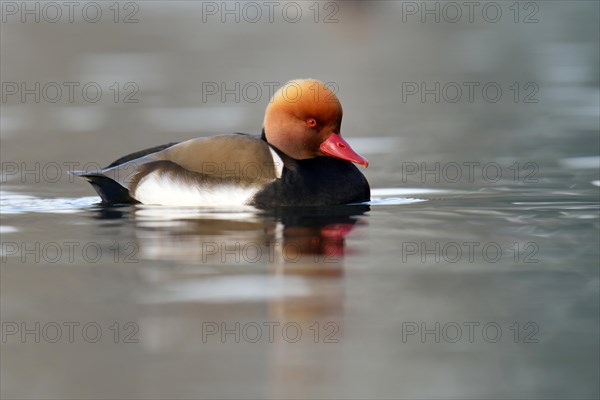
71 171 138 205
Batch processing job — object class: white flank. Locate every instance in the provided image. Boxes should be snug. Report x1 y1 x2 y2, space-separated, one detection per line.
269 146 284 178
133 173 260 207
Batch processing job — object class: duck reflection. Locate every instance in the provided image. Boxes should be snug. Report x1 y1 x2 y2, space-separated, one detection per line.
87 204 368 390
269 206 368 276
89 203 369 273
86 202 369 348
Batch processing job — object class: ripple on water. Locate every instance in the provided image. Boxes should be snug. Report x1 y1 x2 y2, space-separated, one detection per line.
0 188 443 215
368 197 428 205
0 191 98 215
0 225 18 234
367 188 450 205
139 275 311 304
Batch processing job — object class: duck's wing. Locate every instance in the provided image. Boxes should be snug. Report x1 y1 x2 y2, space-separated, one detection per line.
105 142 179 168
74 134 283 206
151 134 281 185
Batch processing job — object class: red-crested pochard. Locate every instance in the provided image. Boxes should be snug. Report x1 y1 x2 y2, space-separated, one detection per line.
73 79 370 207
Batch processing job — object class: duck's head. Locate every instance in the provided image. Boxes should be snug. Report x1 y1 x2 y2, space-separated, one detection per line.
263 79 368 167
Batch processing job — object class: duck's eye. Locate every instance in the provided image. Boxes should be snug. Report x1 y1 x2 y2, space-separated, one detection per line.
307 118 317 127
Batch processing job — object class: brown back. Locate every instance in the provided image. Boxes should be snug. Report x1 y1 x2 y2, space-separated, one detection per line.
154 135 278 186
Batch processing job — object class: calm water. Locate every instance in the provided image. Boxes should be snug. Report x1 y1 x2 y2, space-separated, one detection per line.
1 1 599 399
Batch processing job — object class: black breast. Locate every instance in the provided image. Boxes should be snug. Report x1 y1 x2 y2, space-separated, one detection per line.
252 156 370 207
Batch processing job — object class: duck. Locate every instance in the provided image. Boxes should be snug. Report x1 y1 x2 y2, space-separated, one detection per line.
73 79 370 207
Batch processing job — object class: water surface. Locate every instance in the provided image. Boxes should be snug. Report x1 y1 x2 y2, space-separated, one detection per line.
1 2 599 399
